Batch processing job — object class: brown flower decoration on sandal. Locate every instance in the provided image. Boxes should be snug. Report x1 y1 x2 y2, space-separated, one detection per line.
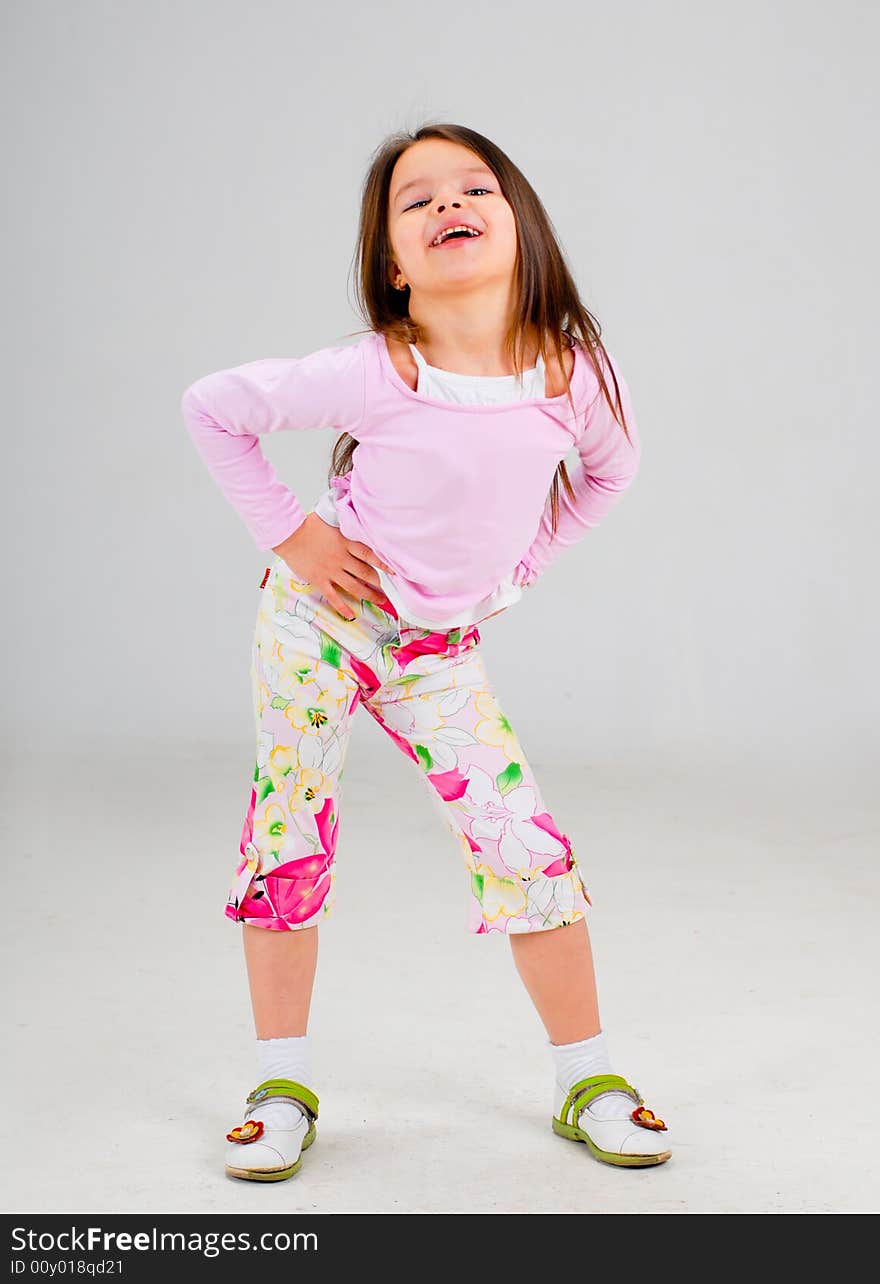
226 1119 265 1144
631 1106 667 1131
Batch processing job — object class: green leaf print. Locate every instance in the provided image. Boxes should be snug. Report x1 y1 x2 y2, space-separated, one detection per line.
389 674 422 688
319 632 342 669
471 871 484 900
496 762 523 795
253 760 259 782
256 776 276 805
362 599 392 626
414 744 433 771
269 696 290 710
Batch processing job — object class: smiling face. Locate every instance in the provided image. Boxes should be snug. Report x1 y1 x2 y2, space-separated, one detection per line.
386 138 519 299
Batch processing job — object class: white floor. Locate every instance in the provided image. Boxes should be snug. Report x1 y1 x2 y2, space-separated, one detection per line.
2 735 878 1214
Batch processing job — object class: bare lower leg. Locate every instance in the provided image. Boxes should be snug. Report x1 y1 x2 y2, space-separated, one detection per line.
242 923 318 1039
508 917 601 1045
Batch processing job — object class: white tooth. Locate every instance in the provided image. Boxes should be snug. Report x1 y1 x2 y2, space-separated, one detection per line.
432 225 480 246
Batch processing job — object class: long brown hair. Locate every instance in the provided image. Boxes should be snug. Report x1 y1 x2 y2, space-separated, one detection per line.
332 122 633 539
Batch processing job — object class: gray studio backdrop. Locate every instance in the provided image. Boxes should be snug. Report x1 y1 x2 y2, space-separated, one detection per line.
6 2 876 773
3 0 879 1217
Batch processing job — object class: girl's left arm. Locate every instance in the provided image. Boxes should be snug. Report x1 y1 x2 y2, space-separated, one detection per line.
513 350 642 587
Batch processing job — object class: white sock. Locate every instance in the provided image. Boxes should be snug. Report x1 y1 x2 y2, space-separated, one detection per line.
248 1034 313 1129
548 1029 636 1121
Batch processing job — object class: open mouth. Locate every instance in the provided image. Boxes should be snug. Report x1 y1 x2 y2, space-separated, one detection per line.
429 227 483 248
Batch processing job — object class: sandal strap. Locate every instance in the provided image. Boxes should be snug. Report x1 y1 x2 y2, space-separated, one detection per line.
561 1073 642 1126
244 1077 319 1122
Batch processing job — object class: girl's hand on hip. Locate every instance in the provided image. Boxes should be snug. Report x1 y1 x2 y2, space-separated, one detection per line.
272 512 396 620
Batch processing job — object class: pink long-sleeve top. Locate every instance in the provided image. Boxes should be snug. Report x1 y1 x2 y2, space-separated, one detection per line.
180 329 641 625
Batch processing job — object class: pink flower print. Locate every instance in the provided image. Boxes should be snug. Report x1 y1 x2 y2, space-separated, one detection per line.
427 767 470 802
390 624 479 671
465 765 568 876
528 814 573 876
235 796 339 928
234 886 275 923
348 656 382 701
260 851 334 925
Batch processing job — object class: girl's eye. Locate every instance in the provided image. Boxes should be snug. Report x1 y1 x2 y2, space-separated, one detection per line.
405 188 492 211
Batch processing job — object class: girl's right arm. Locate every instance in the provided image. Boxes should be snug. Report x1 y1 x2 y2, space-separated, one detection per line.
180 340 395 617
180 340 366 552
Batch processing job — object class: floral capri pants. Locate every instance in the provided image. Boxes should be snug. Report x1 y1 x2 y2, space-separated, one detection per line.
227 555 592 936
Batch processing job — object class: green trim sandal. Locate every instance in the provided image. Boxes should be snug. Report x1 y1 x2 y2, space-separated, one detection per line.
552 1073 672 1167
225 1077 319 1182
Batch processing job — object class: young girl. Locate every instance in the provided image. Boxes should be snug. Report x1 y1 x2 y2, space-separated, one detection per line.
181 123 671 1182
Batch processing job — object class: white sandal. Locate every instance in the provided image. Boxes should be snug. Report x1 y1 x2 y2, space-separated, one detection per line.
224 1077 319 1182
552 1073 672 1167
